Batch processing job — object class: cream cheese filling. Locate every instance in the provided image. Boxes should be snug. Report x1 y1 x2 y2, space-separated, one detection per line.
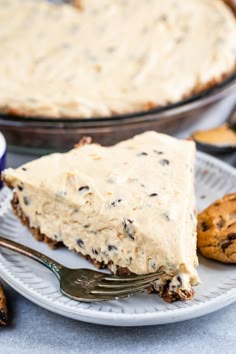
13 185 198 287
0 0 235 118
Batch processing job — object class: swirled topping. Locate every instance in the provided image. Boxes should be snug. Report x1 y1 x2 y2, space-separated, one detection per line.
0 0 235 118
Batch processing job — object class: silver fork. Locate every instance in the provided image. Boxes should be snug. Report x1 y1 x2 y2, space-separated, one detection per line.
0 236 163 302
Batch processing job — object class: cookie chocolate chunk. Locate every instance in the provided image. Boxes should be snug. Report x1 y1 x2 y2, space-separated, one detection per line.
0 283 8 326
197 193 236 263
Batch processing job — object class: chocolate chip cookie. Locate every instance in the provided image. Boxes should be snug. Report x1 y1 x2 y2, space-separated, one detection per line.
197 193 236 263
0 283 8 326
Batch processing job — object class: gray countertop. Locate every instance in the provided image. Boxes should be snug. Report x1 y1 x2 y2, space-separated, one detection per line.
1 279 236 354
1 94 236 354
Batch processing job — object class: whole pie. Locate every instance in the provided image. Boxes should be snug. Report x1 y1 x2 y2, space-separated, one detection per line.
2 131 199 302
0 0 235 118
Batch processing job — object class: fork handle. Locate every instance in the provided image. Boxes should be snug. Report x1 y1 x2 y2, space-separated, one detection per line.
0 235 63 278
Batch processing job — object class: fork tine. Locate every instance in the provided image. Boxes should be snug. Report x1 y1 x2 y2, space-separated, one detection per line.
96 273 161 289
102 270 163 282
90 283 152 296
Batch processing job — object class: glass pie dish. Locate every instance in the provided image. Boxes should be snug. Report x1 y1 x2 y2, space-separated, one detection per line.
0 72 235 154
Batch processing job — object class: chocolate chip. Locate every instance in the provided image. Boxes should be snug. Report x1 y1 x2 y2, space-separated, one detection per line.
21 167 27 171
217 216 225 229
149 193 158 197
163 213 170 221
77 239 84 248
92 248 98 255
214 202 220 206
123 219 135 240
17 185 23 191
23 196 30 206
137 152 148 156
163 279 171 293
108 245 118 251
149 259 156 270
78 186 89 193
159 159 170 166
228 233 236 240
227 223 236 229
201 221 210 232
13 196 19 205
153 150 163 155
110 199 122 207
221 241 233 252
177 276 182 286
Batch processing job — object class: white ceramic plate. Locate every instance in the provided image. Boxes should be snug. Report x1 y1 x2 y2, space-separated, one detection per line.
0 151 235 327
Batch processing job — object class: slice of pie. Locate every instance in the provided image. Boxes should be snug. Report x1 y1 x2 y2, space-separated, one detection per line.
2 131 199 302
